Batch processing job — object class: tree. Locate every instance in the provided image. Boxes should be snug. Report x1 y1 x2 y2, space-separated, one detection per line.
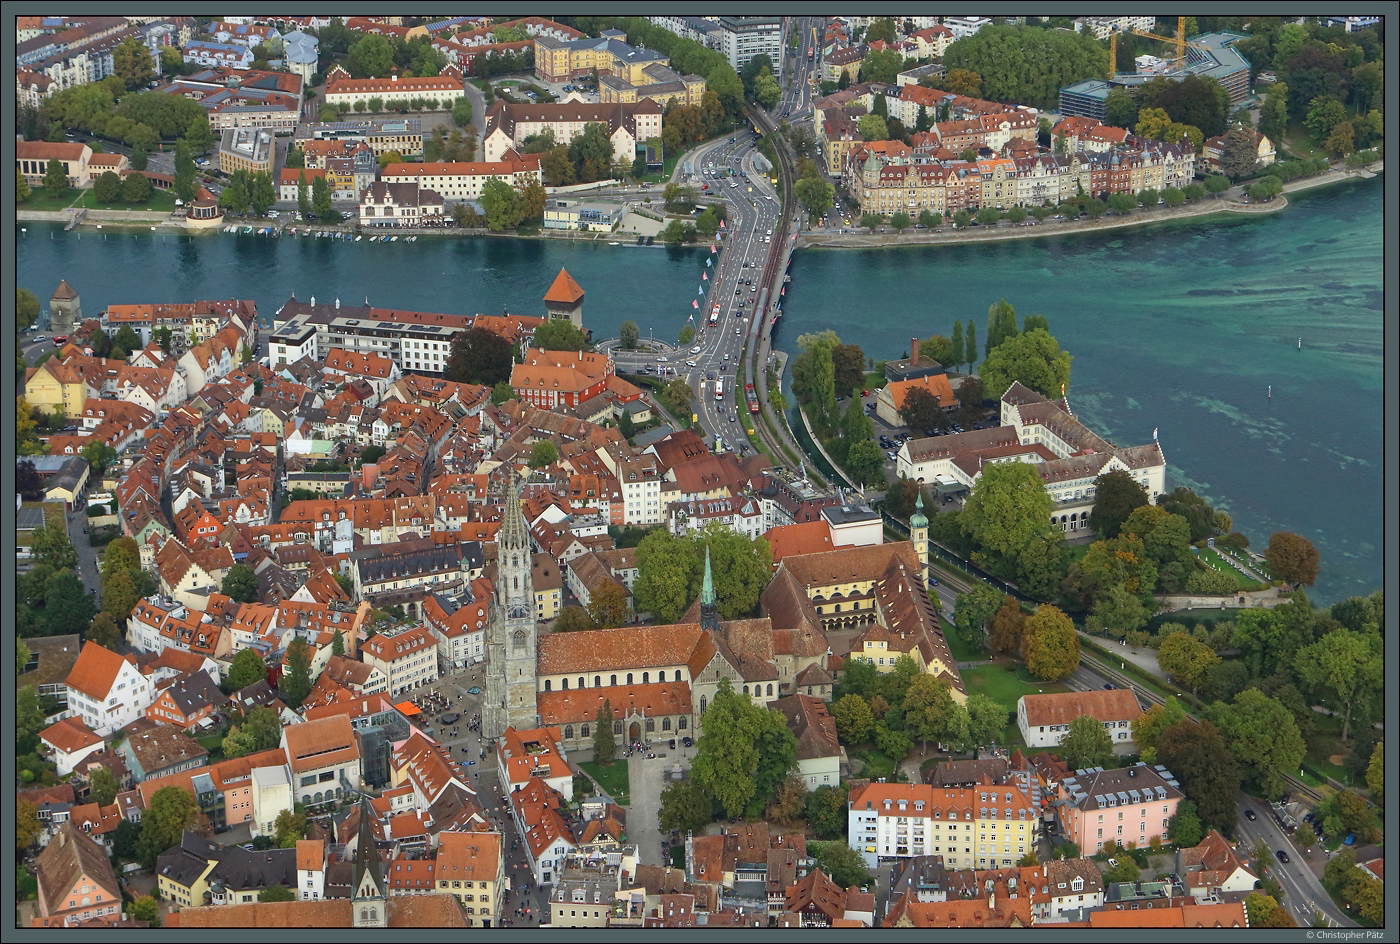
1102 856 1140 884
1130 697 1186 765
1086 584 1149 640
1089 469 1150 540
138 786 199 866
531 319 588 352
221 563 259 603
944 24 1106 109
97 570 139 625
444 326 513 386
964 693 1008 748
661 377 694 418
898 385 945 434
17 169 32 203
1021 604 1080 682
128 894 160 925
79 439 118 475
16 685 48 747
691 677 796 819
860 48 904 85
1294 629 1382 742
1156 631 1220 690
632 530 698 625
1156 486 1220 543
978 328 1071 401
281 636 313 709
659 777 714 834
1218 126 1260 180
593 700 616 766
961 460 1055 567
950 585 1001 652
618 320 639 350
92 169 123 204
586 580 629 629
43 159 69 200
1365 739 1383 801
111 36 154 89
16 799 42 851
171 141 197 204
803 784 848 840
296 172 311 220
1057 714 1115 771
794 175 834 222
225 648 268 692
889 211 911 234
1247 176 1284 202
346 33 395 77
987 597 1027 655
766 775 808 825
943 68 982 98
1203 174 1231 199
831 693 874 745
1212 688 1305 798
1264 531 1319 586
904 675 963 752
809 841 873 889
452 96 474 127
857 114 889 142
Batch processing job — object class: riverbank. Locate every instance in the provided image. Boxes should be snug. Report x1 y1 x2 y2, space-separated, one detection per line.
17 208 178 225
795 163 1380 250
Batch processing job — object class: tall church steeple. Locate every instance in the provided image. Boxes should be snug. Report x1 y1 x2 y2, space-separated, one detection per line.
483 470 539 740
699 545 718 633
351 797 386 928
909 490 930 589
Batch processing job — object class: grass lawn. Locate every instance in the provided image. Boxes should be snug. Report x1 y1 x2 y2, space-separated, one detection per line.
74 187 178 212
578 760 630 807
1281 120 1327 162
1302 713 1358 787
1197 547 1265 589
16 871 37 902
862 371 886 391
939 615 985 664
961 662 1071 714
18 188 83 212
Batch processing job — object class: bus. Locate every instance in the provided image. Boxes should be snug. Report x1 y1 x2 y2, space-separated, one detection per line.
714 378 724 401
709 304 720 326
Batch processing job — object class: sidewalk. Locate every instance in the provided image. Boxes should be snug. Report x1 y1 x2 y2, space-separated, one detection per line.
1079 633 1166 682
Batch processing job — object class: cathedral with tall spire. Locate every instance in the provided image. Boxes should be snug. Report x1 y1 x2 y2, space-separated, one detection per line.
699 545 719 633
482 471 539 741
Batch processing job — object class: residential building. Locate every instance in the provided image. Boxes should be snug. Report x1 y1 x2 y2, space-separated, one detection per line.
712 17 783 77
1202 128 1277 173
1177 830 1258 899
271 297 470 376
64 642 155 737
281 714 361 806
116 725 208 783
1057 762 1183 854
296 117 425 159
39 717 107 778
324 66 465 111
771 694 844 791
360 626 440 696
846 781 1037 870
435 831 504 926
34 823 124 927
482 100 663 165
1017 689 1143 749
184 41 254 69
217 127 273 175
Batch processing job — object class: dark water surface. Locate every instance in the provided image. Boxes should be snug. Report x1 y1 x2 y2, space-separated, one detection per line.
16 177 1382 602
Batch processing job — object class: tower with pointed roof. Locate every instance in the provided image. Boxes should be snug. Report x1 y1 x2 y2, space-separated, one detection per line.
699 545 719 633
483 470 539 740
909 490 930 588
350 796 387 928
542 267 585 331
48 280 80 335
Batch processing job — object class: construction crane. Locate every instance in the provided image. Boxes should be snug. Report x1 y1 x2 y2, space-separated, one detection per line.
1108 16 1212 81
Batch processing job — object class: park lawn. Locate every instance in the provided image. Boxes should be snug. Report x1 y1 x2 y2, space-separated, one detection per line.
939 615 984 664
1281 119 1326 162
961 662 1071 715
578 760 630 808
862 371 886 392
1197 547 1264 590
18 188 83 212
1302 713 1359 787
74 187 178 212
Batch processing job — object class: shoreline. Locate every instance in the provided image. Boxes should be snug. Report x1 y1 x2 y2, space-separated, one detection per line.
795 164 1380 250
17 163 1379 246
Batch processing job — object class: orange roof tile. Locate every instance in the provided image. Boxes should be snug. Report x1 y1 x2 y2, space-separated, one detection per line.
542 268 584 304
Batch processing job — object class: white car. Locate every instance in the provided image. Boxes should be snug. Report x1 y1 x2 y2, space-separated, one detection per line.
689 346 702 355
686 360 698 368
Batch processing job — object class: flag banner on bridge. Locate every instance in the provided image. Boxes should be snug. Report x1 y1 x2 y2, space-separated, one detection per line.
780 287 785 296
698 285 705 295
703 271 708 280
710 245 716 253
692 300 699 309
706 257 712 266
719 220 725 229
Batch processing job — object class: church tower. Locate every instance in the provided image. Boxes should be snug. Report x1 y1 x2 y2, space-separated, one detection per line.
483 471 539 740
350 797 387 928
909 490 930 589
699 545 719 634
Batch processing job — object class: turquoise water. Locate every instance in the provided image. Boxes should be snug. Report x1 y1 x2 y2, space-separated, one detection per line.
16 177 1382 602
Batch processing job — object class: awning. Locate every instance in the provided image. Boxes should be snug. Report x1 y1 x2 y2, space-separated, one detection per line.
933 481 967 497
395 701 421 716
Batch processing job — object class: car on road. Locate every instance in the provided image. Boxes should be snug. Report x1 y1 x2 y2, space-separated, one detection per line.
1103 683 1115 690
33 336 48 344
682 737 693 747
1244 809 1256 821
1275 850 1290 864
466 687 481 695
686 360 697 367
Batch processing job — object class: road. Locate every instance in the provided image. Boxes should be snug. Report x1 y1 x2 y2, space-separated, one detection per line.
1233 798 1345 927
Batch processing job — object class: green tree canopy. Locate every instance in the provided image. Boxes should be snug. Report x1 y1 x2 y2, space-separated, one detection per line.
593 699 616 766
527 439 559 468
281 636 313 709
1211 688 1305 798
137 786 199 866
1293 628 1382 742
444 326 513 386
691 677 796 819
531 319 588 352
831 693 874 744
1156 719 1241 835
225 647 268 692
944 24 1107 109
1020 604 1080 682
1058 713 1115 770
977 328 1071 400
221 562 259 603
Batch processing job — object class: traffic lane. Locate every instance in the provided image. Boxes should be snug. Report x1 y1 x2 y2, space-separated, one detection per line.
1233 802 1347 926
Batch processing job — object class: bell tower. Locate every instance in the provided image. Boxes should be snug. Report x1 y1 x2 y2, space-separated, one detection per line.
699 545 719 634
483 471 539 740
909 489 930 589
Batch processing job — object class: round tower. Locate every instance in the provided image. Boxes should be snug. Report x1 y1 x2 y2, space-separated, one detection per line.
909 489 929 589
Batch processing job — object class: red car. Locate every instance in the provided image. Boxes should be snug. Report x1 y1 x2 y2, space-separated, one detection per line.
701 184 709 190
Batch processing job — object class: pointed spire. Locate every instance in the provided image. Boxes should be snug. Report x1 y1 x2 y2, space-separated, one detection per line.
910 489 928 530
700 545 715 607
498 469 528 551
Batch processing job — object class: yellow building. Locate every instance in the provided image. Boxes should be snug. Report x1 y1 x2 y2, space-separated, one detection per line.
847 782 1037 870
155 832 222 909
25 357 97 416
435 831 503 927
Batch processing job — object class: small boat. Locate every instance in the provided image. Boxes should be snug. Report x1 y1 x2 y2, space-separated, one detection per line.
390 235 398 241
609 241 620 246
355 235 362 241
243 226 253 234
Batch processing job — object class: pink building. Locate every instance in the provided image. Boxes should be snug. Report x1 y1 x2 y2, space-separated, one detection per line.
1056 763 1182 854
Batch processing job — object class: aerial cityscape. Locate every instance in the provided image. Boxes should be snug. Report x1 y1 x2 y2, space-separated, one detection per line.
11 13 1388 933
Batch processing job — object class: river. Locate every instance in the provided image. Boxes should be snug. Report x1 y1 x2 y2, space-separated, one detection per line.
14 177 1382 604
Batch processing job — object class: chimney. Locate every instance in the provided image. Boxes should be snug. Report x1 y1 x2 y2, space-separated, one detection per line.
911 337 919 363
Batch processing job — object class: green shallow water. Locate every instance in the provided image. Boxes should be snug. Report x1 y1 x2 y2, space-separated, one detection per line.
16 177 1382 603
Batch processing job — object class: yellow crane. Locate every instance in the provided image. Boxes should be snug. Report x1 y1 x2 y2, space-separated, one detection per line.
1108 16 1213 81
